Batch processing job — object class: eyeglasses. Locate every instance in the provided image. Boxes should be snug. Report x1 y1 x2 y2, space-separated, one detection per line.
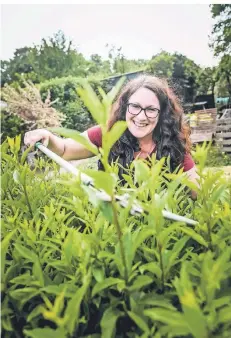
127 103 160 119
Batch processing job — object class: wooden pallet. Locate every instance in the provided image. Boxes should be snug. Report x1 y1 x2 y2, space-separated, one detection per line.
190 108 217 143
216 118 231 153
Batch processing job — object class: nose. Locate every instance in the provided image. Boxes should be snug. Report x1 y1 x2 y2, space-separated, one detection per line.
136 109 147 121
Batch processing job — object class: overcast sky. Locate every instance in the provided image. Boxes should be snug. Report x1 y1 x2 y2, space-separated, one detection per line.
1 4 219 67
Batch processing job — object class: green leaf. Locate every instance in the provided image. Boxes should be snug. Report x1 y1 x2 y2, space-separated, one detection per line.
107 76 126 103
180 227 208 247
210 184 229 203
165 236 189 275
218 305 231 323
103 121 127 155
92 277 123 297
134 160 150 185
129 275 153 292
9 272 33 285
33 258 44 287
7 136 15 153
144 308 189 331
76 81 106 125
139 262 162 279
14 243 37 261
174 264 208 338
9 287 40 304
128 311 149 333
99 201 114 223
140 295 175 310
92 267 105 283
14 134 21 153
27 305 45 322
158 222 183 247
101 307 122 338
24 328 66 338
1 314 14 331
98 87 111 116
64 271 91 336
83 169 117 196
49 127 99 155
1 229 17 277
21 145 34 164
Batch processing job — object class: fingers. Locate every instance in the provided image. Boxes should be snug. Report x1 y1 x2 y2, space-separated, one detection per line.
24 130 49 148
24 131 34 147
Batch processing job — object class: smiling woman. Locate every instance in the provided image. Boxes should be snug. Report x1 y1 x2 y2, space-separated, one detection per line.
24 75 199 197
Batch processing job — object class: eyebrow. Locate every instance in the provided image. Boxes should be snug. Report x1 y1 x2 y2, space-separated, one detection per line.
131 102 159 109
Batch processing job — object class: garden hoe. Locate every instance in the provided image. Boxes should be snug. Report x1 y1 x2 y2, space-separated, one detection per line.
35 142 198 226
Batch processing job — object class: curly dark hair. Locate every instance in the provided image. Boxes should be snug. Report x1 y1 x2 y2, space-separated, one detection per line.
106 75 191 172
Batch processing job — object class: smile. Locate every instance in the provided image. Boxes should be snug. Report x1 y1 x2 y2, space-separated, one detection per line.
133 121 149 127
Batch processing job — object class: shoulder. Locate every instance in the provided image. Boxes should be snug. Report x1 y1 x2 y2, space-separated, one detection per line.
182 152 195 172
86 125 102 147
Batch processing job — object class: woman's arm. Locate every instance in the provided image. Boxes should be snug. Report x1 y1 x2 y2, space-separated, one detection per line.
185 166 200 200
24 129 96 161
62 131 96 161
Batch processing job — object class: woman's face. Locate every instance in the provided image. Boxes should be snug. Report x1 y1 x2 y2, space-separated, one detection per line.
125 87 160 141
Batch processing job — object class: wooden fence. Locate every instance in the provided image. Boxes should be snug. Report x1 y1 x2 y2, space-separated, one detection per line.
216 118 231 153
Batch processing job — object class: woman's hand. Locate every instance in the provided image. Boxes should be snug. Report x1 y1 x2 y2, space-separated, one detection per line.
24 129 51 149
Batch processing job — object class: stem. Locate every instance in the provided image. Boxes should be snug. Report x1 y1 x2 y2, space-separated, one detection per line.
158 242 165 293
206 219 213 251
111 196 128 283
202 195 213 251
23 178 33 219
111 196 131 310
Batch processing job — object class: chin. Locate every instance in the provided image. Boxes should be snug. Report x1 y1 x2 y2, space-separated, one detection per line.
128 125 153 140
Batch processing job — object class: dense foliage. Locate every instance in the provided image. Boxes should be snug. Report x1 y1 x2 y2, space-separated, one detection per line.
1 83 231 338
39 76 106 132
209 4 231 97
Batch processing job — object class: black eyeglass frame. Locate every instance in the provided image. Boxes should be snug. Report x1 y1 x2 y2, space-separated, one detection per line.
127 103 160 119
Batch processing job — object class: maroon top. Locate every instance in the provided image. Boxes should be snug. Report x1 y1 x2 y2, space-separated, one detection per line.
87 125 195 172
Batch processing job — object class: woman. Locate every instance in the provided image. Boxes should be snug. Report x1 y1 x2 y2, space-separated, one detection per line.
24 75 199 195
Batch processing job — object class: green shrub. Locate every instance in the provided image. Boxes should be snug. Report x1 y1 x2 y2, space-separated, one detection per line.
205 144 231 167
39 76 107 132
1 109 26 141
1 138 231 338
1 82 231 337
191 142 231 168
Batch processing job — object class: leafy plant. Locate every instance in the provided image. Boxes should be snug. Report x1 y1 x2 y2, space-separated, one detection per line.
1 81 231 338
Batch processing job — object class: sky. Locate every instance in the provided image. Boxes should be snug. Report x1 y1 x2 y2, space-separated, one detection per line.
1 4 219 67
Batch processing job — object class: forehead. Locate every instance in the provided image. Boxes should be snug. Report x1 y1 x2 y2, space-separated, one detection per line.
129 87 160 108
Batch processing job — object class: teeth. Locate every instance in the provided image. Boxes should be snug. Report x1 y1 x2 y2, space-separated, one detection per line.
134 121 147 127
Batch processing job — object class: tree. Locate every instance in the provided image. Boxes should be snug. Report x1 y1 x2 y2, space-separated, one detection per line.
1 47 40 86
210 4 231 56
210 5 231 97
147 51 174 78
147 51 202 102
197 67 216 95
88 54 111 77
216 55 231 97
1 31 89 87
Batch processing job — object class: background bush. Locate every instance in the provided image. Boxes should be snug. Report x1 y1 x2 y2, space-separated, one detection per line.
39 76 107 132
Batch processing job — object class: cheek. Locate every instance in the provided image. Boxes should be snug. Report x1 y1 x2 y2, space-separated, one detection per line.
153 116 159 127
125 111 132 123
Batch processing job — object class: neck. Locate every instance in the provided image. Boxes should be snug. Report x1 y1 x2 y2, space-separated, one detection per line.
138 134 154 149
